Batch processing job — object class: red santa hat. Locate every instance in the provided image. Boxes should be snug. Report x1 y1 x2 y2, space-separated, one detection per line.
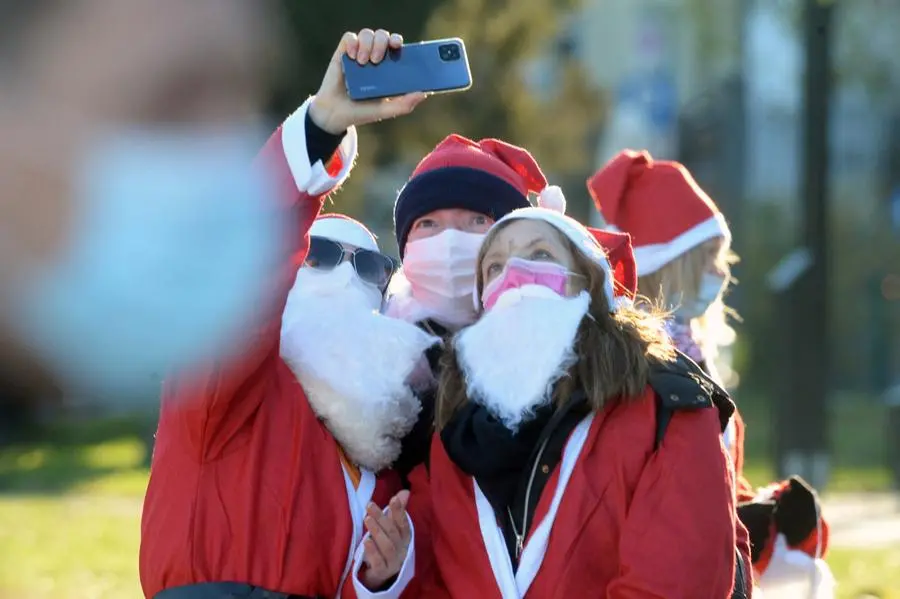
490 197 638 311
587 149 731 276
309 213 379 252
393 134 564 256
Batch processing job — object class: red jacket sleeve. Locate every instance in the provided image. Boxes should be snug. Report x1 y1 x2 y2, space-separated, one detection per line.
606 407 739 599
160 99 358 460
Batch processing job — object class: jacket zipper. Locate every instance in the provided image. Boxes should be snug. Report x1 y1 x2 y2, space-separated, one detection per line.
508 436 550 560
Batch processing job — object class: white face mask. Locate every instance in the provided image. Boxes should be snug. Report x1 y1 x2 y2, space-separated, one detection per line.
401 229 485 327
675 272 728 320
3 125 286 396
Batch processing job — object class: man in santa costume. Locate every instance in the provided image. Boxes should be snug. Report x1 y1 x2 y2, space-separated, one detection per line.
140 29 435 599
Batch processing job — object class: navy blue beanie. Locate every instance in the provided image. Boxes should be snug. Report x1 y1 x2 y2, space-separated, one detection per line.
393 166 531 257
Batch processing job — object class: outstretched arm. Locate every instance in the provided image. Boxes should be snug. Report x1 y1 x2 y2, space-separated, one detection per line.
159 28 429 460
161 97 358 458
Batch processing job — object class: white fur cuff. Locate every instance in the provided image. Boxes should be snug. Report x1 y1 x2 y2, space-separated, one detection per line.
280 96 358 196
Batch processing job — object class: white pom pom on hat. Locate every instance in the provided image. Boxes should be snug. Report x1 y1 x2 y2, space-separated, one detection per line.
536 185 566 214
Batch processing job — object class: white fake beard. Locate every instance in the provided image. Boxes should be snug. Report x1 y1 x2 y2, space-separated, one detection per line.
280 265 440 472
454 290 591 432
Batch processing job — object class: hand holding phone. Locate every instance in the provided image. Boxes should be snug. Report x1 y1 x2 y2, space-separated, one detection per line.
341 38 472 102
309 29 429 135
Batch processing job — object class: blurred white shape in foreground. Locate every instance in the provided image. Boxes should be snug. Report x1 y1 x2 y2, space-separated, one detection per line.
6 123 287 397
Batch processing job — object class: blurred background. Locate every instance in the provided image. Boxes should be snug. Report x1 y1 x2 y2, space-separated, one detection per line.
1 0 898 597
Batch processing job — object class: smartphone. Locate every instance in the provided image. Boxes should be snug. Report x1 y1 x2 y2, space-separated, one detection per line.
342 38 472 102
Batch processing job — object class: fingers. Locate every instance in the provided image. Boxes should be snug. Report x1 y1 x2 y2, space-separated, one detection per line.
356 28 375 63
393 489 411 507
370 29 391 63
360 494 413 586
384 93 428 118
365 500 415 573
363 537 388 572
388 491 411 539
366 503 402 553
354 29 398 65
347 92 427 128
337 31 360 61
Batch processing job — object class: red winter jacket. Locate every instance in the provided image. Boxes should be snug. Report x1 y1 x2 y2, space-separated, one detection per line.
139 100 410 599
415 386 746 598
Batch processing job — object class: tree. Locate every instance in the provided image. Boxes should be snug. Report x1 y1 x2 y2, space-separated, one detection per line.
271 2 440 115
392 0 603 176
271 0 604 234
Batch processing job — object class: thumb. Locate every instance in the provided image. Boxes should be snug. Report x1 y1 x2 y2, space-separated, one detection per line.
356 92 427 125
390 92 428 116
318 32 357 96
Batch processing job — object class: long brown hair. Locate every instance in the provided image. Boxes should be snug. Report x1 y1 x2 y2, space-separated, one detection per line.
436 222 676 429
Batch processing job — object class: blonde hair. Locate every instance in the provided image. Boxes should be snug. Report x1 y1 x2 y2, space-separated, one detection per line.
436 222 675 429
637 237 738 360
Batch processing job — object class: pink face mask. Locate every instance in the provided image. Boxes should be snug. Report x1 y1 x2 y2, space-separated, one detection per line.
481 257 570 311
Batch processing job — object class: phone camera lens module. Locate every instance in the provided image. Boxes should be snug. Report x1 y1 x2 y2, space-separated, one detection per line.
439 44 461 61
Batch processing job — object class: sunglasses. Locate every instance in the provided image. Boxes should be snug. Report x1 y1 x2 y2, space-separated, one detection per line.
305 236 397 291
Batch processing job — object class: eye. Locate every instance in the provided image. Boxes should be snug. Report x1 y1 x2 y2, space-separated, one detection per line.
414 218 437 230
485 262 503 277
529 248 555 261
472 214 489 226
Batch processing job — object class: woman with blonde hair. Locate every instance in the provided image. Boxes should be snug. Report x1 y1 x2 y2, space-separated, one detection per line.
589 149 833 598
416 187 747 597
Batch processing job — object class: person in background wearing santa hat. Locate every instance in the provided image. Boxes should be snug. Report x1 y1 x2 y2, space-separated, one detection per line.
141 29 433 599
587 149 747 478
386 136 568 480
417 199 745 598
588 149 832 597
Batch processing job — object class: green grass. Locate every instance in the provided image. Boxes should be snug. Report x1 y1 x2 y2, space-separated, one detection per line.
828 546 900 599
0 495 144 599
0 416 152 598
1 496 897 599
0 405 897 599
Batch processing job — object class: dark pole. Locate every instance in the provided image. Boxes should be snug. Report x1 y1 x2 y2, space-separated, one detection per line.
778 0 833 488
